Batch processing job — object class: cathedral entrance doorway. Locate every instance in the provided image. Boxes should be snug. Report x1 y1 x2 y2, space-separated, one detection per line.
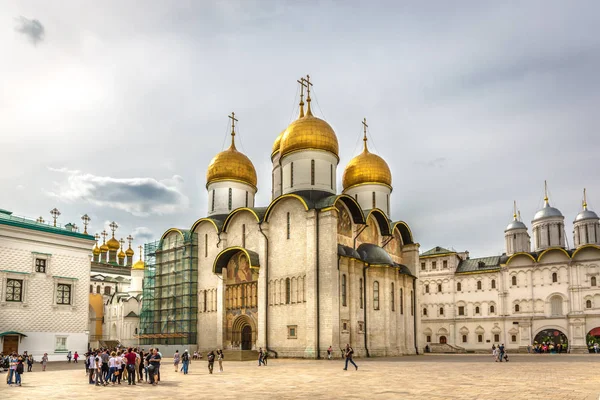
2 335 19 354
241 325 252 350
439 336 447 344
533 328 568 352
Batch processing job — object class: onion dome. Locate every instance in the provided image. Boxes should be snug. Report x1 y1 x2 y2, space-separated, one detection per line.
107 237 120 251
100 242 109 253
118 249 126 259
533 181 563 221
271 129 285 159
92 244 101 256
125 246 135 257
132 258 145 270
342 122 391 190
575 189 599 222
206 114 257 189
506 201 527 231
279 77 339 159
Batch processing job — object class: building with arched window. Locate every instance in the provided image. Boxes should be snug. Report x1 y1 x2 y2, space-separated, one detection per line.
138 78 420 358
420 187 600 353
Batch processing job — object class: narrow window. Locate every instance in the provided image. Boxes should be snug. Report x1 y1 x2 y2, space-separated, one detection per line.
56 284 72 305
203 290 207 312
592 277 597 287
478 335 483 343
355 193 358 201
432 261 437 270
359 278 363 309
494 334 500 342
373 281 380 310
286 278 291 304
96 285 101 294
425 285 429 294
426 335 431 342
423 307 428 316
205 234 208 257
311 159 315 185
386 194 390 215
536 228 540 248
439 307 444 315
242 224 246 248
511 335 517 342
35 259 46 273
228 188 233 211
458 306 465 316
586 300 592 308
477 281 482 290
286 212 291 239
391 282 395 311
462 335 467 343
437 283 442 293
586 225 590 243
104 286 111 295
5 279 23 302
330 164 333 189
514 304 520 312
372 192 376 208
457 282 461 291
443 260 448 269
491 279 496 289
245 191 249 207
400 288 403 314
547 227 551 246
410 290 414 316
90 285 93 293
512 276 517 286
341 274 347 307
475 306 480 314
290 162 294 188
552 272 557 283
421 262 426 271
211 189 215 212
558 225 562 243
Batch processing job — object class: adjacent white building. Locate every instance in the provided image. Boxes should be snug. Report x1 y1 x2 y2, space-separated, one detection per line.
420 190 600 353
0 208 94 360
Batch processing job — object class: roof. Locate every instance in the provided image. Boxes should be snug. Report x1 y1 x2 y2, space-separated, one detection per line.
0 209 94 241
421 246 455 257
124 311 139 318
357 243 394 265
456 256 502 274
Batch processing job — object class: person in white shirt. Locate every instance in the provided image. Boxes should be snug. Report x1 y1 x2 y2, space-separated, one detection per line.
108 352 118 385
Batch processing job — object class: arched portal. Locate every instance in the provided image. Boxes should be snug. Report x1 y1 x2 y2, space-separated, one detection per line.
586 327 600 353
439 336 447 344
231 314 257 350
533 328 568 352
242 326 252 350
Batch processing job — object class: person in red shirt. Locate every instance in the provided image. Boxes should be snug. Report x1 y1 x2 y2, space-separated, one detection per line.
124 348 137 385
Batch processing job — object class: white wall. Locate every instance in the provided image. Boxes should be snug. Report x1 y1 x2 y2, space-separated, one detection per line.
207 180 256 216
344 184 392 217
281 150 337 195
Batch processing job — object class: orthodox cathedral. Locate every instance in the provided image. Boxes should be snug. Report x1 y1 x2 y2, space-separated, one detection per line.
138 77 420 358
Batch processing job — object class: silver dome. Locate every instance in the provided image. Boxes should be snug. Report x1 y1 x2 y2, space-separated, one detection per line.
574 209 599 222
505 220 527 231
533 202 563 221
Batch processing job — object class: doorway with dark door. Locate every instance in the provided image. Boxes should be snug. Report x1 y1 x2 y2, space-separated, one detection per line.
241 325 252 350
439 336 447 344
3 336 19 354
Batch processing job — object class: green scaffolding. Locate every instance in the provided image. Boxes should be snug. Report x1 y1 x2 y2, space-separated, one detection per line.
139 230 198 345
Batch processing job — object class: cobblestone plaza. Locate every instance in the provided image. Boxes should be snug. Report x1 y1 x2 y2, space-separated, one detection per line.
6 354 600 399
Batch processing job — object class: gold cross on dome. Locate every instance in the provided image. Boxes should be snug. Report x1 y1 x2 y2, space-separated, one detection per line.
362 118 369 150
228 112 238 134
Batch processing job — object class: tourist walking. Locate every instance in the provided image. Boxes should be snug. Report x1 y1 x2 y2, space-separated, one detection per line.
498 344 505 362
492 345 498 362
207 351 215 374
108 351 117 384
149 348 161 385
217 349 224 372
193 350 198 360
87 353 96 384
173 350 180 372
94 353 107 386
125 348 137 385
7 353 20 386
263 350 268 365
138 349 145 382
101 350 109 381
67 351 72 363
258 348 264 366
41 353 48 371
26 354 33 372
181 350 190 375
328 346 333 360
343 344 358 371
74 351 79 363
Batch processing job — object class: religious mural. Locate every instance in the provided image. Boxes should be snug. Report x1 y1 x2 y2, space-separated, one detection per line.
359 216 380 244
226 252 255 284
388 231 403 257
225 251 258 349
337 204 352 238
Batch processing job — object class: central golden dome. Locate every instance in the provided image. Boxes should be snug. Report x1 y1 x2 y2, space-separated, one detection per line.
206 133 257 189
125 247 135 257
279 112 339 159
107 237 120 251
343 136 392 190
132 258 145 270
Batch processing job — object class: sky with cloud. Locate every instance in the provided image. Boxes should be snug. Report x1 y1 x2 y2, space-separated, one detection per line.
1 1 599 256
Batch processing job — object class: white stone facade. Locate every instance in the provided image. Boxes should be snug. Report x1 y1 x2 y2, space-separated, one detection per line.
0 212 94 360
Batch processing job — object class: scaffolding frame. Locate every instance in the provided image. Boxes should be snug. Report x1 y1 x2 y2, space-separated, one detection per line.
140 231 198 346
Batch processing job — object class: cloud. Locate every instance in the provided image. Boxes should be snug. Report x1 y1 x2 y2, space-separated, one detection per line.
14 16 45 44
46 168 189 216
415 157 447 168
132 227 154 242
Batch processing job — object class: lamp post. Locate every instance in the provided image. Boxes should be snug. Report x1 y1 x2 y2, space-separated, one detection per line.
81 214 91 234
50 208 61 227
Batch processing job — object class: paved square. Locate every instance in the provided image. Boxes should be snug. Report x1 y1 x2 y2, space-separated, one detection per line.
5 354 600 399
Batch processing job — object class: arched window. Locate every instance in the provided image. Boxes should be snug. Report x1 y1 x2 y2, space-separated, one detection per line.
552 272 558 283
290 162 294 187
491 279 496 289
359 278 364 309
89 285 93 293
310 159 315 185
477 281 482 290
341 274 347 307
211 189 215 212
437 283 442 293
423 307 427 316
228 188 232 211
410 290 414 316
104 286 111 295
475 306 480 314
439 307 444 315
511 335 517 342
373 281 380 310
592 277 597 287
586 300 592 309
245 191 249 207
457 282 461 291
286 278 291 304
514 304 520 313
511 276 517 286
462 335 467 343
400 288 403 314
242 224 246 248
550 295 563 316
425 285 429 294
478 334 483 343
391 282 395 311
490 305 495 314
96 285 101 294
494 334 500 342
286 212 291 239
372 192 376 208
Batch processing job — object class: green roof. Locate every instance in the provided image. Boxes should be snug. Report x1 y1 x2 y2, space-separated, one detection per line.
0 209 94 241
456 256 502 274
421 246 455 256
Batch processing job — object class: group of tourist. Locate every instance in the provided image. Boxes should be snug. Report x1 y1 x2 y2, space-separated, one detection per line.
3 351 49 387
528 342 566 353
85 347 163 387
491 344 509 362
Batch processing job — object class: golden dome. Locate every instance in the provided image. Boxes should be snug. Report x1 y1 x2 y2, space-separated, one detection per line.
279 112 339 159
100 242 109 253
132 259 145 270
342 133 392 190
206 128 257 189
118 250 126 259
125 247 135 257
271 129 285 159
92 245 101 255
107 237 120 251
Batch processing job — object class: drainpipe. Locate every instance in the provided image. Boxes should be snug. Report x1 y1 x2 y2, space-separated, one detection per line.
316 210 321 359
413 277 419 355
258 224 270 354
363 264 370 357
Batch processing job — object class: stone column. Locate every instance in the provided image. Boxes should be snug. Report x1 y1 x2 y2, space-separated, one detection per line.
256 223 269 349
217 267 226 349
304 211 317 358
568 317 588 353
